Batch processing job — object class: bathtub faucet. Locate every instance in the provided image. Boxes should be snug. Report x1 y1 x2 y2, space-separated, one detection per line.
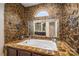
50 37 57 42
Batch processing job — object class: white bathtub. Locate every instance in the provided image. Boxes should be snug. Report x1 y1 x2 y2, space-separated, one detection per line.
17 39 58 51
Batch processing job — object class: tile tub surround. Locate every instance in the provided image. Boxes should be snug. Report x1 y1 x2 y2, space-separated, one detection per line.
5 38 78 56
17 39 58 51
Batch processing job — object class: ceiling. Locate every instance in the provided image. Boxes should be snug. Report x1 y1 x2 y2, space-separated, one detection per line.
21 3 40 7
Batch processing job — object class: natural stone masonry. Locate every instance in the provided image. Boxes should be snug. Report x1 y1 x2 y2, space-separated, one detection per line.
24 3 62 40
4 3 27 43
61 4 79 53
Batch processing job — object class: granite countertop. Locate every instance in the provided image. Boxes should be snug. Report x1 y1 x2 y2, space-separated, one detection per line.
5 38 77 56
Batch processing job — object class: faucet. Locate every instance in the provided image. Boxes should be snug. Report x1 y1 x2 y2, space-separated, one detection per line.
50 37 57 42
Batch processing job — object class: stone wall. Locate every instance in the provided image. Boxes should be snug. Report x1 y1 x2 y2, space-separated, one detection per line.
61 4 79 52
4 3 27 43
24 3 62 38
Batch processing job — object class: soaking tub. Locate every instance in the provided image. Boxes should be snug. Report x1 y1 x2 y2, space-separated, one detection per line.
17 39 58 51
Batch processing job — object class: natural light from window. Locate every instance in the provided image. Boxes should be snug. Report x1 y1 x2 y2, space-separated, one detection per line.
35 11 49 17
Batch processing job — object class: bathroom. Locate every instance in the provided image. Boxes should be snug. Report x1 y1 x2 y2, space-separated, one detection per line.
0 3 79 56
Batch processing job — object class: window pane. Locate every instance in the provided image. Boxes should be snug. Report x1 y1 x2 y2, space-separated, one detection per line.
35 11 49 17
42 23 46 31
35 23 41 32
49 22 55 37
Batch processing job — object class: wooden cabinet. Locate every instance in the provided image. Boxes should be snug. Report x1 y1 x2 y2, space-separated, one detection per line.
7 48 17 56
18 50 31 56
6 47 42 56
32 53 41 56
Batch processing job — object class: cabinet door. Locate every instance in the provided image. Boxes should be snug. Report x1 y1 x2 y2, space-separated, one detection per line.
32 53 41 56
7 48 17 56
18 50 31 56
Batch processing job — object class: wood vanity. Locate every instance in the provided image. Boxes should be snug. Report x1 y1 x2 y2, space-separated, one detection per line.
6 47 41 56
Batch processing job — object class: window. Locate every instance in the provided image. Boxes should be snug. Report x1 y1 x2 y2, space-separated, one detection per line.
35 11 49 17
34 22 46 32
42 23 46 31
33 19 59 37
35 23 41 32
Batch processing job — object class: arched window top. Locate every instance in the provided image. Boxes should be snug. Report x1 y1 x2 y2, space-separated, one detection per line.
35 11 49 17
